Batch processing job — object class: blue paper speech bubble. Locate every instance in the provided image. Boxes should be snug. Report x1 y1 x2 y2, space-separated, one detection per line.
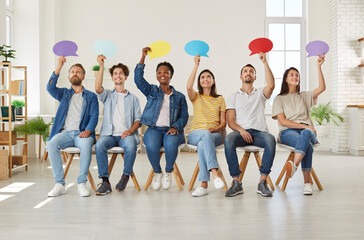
184 40 209 57
53 40 78 57
93 40 117 58
306 40 329 57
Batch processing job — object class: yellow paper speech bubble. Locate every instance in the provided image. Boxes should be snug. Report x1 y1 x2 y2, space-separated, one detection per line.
148 41 171 60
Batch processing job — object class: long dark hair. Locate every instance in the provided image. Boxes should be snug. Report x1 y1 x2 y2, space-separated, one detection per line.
197 69 220 98
278 67 300 96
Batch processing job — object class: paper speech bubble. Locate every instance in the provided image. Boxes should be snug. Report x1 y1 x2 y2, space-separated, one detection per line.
184 40 209 57
306 40 329 57
93 40 117 58
53 40 78 57
148 41 171 60
249 38 273 56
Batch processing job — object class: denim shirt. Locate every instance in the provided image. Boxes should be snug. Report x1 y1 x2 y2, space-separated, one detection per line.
47 72 99 140
98 88 141 144
134 64 189 132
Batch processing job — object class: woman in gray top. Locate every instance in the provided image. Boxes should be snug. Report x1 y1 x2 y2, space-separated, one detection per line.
272 54 326 195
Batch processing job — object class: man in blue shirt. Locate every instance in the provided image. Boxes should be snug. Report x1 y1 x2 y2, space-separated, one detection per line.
94 55 141 195
47 56 99 197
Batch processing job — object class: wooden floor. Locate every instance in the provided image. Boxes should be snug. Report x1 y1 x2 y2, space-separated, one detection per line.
0 151 363 239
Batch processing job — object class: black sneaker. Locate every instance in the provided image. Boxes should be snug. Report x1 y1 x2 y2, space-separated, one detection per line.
257 180 273 197
225 180 244 197
115 174 129 192
95 181 112 196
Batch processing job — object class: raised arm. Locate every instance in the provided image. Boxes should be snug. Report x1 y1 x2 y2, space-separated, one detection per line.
276 113 317 135
47 56 67 101
139 47 150 65
313 54 326 100
260 52 275 99
134 47 152 97
186 55 200 101
95 55 106 94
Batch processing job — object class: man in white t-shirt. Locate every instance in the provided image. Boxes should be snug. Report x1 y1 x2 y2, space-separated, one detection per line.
94 55 141 195
47 56 99 198
224 52 276 197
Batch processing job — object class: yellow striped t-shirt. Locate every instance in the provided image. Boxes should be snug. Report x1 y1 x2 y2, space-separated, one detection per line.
190 92 226 131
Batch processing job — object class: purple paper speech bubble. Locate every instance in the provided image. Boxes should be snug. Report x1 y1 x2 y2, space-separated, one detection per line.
53 40 78 57
306 40 329 57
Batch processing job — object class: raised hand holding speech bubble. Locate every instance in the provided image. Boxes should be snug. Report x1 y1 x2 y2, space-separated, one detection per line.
184 40 209 57
306 40 329 57
93 40 117 59
53 40 79 57
249 38 273 56
148 41 171 60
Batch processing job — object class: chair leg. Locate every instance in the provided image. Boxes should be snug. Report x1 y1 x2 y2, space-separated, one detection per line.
174 163 184 185
238 152 251 182
118 153 141 191
311 168 323 190
41 150 48 163
63 153 74 178
108 153 118 175
62 152 68 163
172 167 183 191
275 152 294 186
188 161 199 191
131 172 141 191
88 171 97 191
144 169 155 191
217 163 228 191
253 152 275 191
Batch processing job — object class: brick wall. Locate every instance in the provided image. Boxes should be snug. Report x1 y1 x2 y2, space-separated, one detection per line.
329 0 364 152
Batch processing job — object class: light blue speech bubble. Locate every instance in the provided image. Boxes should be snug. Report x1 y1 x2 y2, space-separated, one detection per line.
184 40 209 57
93 40 117 58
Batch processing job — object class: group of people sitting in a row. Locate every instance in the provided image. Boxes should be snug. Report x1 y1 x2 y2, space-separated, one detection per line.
46 47 326 198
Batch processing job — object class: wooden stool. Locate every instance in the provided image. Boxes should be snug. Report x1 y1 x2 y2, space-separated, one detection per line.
107 146 141 191
187 144 228 191
144 144 185 191
275 143 323 191
62 147 97 191
236 145 275 190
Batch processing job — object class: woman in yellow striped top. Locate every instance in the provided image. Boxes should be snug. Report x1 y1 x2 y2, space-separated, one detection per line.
187 55 226 197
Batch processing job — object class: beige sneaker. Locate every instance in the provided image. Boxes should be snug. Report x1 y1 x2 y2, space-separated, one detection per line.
78 183 91 197
48 183 66 197
303 183 313 195
151 173 163 190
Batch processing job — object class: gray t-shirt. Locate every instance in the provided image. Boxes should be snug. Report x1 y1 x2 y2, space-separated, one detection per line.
272 91 315 132
62 93 83 132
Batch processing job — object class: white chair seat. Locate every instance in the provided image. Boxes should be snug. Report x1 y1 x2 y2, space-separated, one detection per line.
277 143 320 151
236 145 264 152
62 147 81 154
142 143 186 152
107 146 125 154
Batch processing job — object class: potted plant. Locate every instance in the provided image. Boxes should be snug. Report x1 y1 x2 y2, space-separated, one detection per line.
14 117 53 144
310 102 344 150
92 65 100 78
11 100 25 116
0 44 16 63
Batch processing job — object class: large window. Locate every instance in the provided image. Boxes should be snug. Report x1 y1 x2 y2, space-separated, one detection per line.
265 0 306 105
6 0 13 46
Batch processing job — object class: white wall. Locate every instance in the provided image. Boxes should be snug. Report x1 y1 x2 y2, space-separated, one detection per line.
0 0 5 45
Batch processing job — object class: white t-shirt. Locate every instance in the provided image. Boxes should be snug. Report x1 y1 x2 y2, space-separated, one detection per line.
112 93 127 136
62 93 83 132
226 88 268 132
155 91 171 127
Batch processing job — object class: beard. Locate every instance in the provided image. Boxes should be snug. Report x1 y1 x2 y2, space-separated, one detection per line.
70 76 82 86
243 79 254 83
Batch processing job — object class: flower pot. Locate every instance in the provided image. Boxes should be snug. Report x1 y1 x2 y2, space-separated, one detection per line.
15 107 23 116
315 125 330 151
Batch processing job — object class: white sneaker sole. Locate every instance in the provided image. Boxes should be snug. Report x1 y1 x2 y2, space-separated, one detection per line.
48 191 66 197
225 190 244 197
257 190 273 197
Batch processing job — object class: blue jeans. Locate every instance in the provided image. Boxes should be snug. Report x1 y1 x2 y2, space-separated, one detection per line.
224 129 276 177
47 130 94 184
143 126 185 173
188 130 222 182
95 135 137 178
280 128 318 172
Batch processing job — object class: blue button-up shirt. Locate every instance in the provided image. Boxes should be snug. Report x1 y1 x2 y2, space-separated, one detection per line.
46 72 99 140
134 64 188 132
98 88 141 144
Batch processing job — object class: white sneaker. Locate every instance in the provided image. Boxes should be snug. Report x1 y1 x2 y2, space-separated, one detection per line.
213 176 225 189
78 183 91 197
48 183 66 197
303 183 313 195
162 172 172 190
192 187 208 197
151 173 163 190
287 161 298 178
